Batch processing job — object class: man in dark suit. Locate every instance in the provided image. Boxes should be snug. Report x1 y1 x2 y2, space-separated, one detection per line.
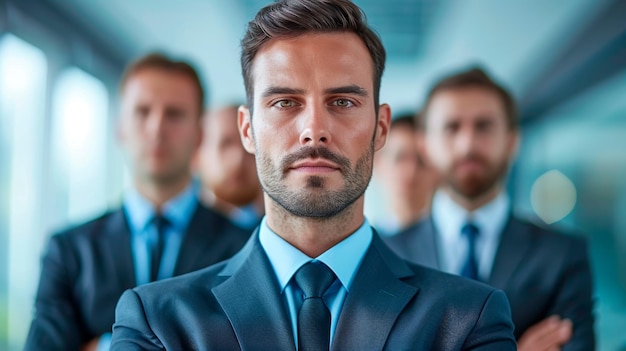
25 53 250 351
384 67 594 351
110 1 516 350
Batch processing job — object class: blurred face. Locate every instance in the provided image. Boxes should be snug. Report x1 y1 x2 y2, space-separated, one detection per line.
375 125 425 197
423 87 517 200
239 32 390 218
118 68 202 185
198 106 261 206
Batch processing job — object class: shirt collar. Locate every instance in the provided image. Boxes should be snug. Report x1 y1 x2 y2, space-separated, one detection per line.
432 189 510 242
259 216 372 293
123 181 199 233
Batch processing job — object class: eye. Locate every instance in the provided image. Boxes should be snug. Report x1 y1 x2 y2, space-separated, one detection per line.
475 119 494 133
135 106 150 119
273 99 298 109
331 99 354 108
444 121 460 134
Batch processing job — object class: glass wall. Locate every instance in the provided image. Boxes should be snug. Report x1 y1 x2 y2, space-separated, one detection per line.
51 67 109 225
0 31 119 350
514 68 626 351
0 33 48 349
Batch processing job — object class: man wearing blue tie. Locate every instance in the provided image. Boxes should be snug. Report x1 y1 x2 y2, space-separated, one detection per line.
25 53 250 351
384 67 595 351
110 1 516 350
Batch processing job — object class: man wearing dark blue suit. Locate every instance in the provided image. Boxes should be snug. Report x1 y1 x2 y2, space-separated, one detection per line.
110 1 516 350
25 53 250 351
384 68 595 351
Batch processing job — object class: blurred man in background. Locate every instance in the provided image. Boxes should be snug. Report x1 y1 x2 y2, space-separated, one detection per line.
385 67 595 351
195 104 264 230
25 53 250 351
370 113 437 235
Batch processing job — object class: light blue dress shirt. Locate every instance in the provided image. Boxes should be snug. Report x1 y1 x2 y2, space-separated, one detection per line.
228 203 262 230
97 182 199 351
259 216 373 349
431 189 510 281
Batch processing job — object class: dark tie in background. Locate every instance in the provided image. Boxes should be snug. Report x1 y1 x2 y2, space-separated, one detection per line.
461 222 480 280
150 215 169 282
294 261 336 351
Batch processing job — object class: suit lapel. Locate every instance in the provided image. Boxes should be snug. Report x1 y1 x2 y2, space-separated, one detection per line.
332 234 419 351
102 209 136 288
173 204 215 275
415 217 441 269
213 233 295 351
488 217 532 289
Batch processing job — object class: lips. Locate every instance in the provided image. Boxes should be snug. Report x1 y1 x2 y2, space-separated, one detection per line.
289 159 341 173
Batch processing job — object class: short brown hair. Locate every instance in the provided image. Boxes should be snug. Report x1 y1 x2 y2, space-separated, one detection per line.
120 52 206 117
241 0 386 113
420 67 517 130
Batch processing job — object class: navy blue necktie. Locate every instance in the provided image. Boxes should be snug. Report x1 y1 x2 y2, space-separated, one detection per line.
460 223 480 280
294 261 336 351
150 215 169 282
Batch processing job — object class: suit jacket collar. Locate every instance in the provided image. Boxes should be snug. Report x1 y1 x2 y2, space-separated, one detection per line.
422 213 532 289
100 209 136 290
213 230 295 351
174 204 224 275
332 234 419 350
212 230 420 351
409 217 441 270
105 203 221 285
487 216 532 289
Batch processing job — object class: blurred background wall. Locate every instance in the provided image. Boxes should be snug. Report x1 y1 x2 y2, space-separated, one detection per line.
0 0 624 350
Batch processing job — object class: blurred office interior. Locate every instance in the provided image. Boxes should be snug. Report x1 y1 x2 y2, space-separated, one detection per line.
0 0 625 350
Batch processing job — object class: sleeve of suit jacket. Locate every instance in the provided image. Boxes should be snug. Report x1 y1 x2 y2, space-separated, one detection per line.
461 289 517 350
110 289 163 350
552 237 595 351
24 235 85 351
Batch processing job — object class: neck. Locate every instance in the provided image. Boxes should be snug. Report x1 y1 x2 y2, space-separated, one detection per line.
134 175 191 211
444 182 502 212
265 194 365 258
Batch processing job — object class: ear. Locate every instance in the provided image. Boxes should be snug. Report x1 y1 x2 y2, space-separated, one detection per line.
374 103 391 152
238 105 255 154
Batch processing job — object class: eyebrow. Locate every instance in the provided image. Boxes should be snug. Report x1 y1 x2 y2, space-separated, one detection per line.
260 85 369 98
325 85 368 97
261 87 306 98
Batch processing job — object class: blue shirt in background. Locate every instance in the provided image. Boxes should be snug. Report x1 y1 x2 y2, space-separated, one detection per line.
98 181 199 351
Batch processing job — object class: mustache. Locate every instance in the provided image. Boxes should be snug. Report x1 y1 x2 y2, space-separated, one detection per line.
453 154 488 167
280 146 351 173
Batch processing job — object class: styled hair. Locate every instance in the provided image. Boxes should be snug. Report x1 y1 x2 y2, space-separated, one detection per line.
420 67 517 130
240 0 386 113
120 52 206 117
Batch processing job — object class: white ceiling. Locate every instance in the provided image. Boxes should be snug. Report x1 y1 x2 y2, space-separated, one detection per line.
50 0 611 113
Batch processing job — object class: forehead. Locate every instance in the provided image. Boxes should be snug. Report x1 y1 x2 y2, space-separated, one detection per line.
427 86 507 123
251 32 374 94
122 68 198 104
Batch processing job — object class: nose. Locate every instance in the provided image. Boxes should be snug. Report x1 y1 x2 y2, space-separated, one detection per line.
299 106 331 146
455 128 477 156
147 110 167 139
